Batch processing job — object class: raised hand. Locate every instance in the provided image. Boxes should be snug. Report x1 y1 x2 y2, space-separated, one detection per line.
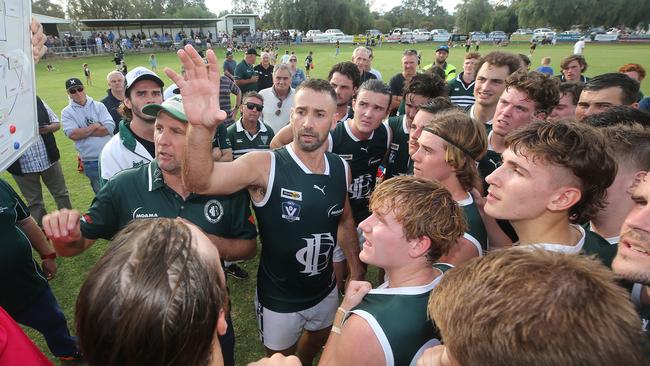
42 209 82 244
340 280 372 311
164 45 227 129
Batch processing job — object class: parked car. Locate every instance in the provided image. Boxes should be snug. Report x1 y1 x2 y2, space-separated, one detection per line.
431 29 451 42
305 29 322 41
489 31 508 41
469 31 487 41
533 28 556 41
391 28 412 35
514 28 533 34
400 31 416 43
413 29 431 42
324 29 345 37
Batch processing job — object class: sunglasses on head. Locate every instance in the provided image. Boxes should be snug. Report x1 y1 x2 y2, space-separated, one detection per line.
69 87 84 94
246 102 263 112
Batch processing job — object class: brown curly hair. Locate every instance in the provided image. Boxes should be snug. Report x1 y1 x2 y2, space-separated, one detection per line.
505 120 616 223
505 70 561 115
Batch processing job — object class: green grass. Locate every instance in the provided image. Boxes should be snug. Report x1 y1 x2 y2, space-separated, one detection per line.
3 41 650 365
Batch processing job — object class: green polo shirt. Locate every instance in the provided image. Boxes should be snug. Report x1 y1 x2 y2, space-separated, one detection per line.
234 60 258 94
0 178 48 315
80 160 257 241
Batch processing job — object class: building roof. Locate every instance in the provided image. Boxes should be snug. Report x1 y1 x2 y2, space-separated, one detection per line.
33 13 71 24
80 18 222 28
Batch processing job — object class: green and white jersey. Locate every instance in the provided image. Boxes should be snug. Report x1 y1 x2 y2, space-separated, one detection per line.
227 119 275 159
467 104 492 132
385 116 411 179
211 122 231 150
432 262 454 274
477 131 501 192
517 224 616 267
329 119 390 224
253 144 349 313
350 276 443 366
585 222 619 245
631 283 650 337
448 72 476 108
80 160 257 241
458 193 488 256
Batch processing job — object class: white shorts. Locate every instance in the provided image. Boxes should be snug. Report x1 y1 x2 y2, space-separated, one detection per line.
255 287 339 350
332 227 366 263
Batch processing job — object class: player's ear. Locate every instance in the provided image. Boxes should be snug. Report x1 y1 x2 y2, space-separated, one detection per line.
410 236 431 259
628 170 648 195
217 309 228 336
548 186 581 212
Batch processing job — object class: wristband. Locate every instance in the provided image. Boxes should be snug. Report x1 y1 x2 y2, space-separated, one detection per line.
331 325 342 334
41 252 57 260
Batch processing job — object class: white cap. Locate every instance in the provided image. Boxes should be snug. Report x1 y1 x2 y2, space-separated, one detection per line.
125 66 164 93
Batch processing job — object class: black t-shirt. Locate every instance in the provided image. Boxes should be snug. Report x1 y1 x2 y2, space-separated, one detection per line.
126 124 156 157
360 71 377 83
254 64 274 91
389 73 406 97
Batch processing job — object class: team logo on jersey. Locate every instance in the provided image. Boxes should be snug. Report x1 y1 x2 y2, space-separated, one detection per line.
327 204 343 217
339 154 353 161
388 150 396 164
0 206 7 214
296 232 335 276
360 146 369 153
313 184 326 195
261 135 269 144
368 157 382 166
281 201 301 221
280 188 302 201
236 139 243 143
390 143 400 151
132 206 159 219
204 199 224 224
349 173 373 199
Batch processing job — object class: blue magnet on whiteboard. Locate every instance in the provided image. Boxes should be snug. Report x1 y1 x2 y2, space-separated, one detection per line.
13 142 20 149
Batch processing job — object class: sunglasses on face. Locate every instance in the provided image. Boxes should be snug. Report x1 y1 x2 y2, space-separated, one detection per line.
69 87 84 94
246 102 263 112
289 59 297 62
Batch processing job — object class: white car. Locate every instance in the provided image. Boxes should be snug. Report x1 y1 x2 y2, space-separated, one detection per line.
533 28 556 41
305 30 322 41
325 29 345 37
430 29 451 42
413 29 431 42
400 31 416 43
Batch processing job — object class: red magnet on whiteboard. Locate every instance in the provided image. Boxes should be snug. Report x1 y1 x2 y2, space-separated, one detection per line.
9 125 16 134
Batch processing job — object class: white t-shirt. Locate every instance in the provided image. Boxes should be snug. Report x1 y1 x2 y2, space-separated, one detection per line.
574 40 585 55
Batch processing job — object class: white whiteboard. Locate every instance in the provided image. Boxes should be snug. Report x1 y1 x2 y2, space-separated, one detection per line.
0 0 38 171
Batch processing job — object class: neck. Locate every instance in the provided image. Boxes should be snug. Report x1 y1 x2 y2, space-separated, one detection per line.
385 262 436 288
462 73 474 84
274 86 289 98
162 171 190 199
442 178 468 202
112 89 125 100
473 103 496 124
242 118 259 134
336 104 348 121
289 142 326 174
130 117 155 141
512 214 577 246
436 60 445 67
591 201 632 239
348 119 372 141
489 132 507 153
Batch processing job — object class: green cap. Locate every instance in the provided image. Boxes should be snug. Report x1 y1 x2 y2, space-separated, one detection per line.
142 95 187 122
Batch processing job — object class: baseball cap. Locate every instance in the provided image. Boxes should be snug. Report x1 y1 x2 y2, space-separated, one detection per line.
125 66 164 93
142 95 187 122
246 48 260 56
65 78 84 90
436 45 450 53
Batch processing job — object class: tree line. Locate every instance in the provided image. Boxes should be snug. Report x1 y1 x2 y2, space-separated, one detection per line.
33 0 650 34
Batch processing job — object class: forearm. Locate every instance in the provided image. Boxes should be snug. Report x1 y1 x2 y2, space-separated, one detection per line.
68 125 96 140
318 308 347 366
90 125 110 136
18 217 54 256
53 237 95 257
338 223 364 280
183 124 218 192
206 235 256 261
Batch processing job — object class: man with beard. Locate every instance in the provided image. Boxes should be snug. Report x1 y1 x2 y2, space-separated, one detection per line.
423 45 456 81
612 174 650 338
177 45 364 364
99 66 163 184
43 95 258 366
388 49 419 115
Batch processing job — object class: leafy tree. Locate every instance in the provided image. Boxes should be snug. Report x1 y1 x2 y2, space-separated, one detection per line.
374 18 392 33
31 0 65 17
171 6 215 18
454 0 493 33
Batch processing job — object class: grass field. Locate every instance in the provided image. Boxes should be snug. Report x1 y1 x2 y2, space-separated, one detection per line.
4 41 650 365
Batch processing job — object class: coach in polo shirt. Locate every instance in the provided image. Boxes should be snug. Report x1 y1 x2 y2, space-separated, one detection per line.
235 48 260 94
43 96 258 366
